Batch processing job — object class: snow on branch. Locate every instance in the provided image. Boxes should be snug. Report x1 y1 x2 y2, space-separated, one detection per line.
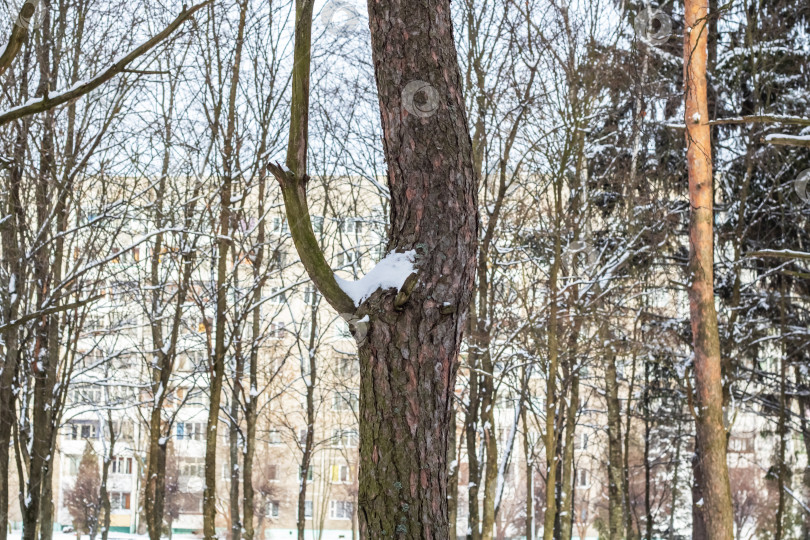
335 250 417 307
762 133 810 148
749 249 810 261
0 0 211 126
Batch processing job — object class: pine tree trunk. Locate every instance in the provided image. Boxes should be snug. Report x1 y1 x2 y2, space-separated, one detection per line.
356 0 479 527
272 0 476 535
682 0 734 535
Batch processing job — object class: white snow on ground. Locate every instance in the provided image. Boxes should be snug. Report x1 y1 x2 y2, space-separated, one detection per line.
335 250 416 306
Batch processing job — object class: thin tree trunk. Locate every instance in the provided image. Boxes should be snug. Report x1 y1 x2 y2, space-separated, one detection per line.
448 406 458 540
774 282 788 540
0 111 28 540
558 375 578 540
682 0 734 535
242 165 268 540
297 306 317 540
644 363 653 540
668 421 683 540
623 353 637 537
542 182 562 540
204 0 247 535
100 414 115 540
522 403 534 540
605 347 625 540
229 338 243 540
795 365 810 538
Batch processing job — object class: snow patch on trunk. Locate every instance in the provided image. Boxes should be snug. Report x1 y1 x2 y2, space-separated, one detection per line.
335 250 416 306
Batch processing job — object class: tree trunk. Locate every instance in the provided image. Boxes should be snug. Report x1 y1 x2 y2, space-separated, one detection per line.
795 365 810 539
242 165 268 540
448 407 458 540
605 347 625 540
358 0 479 526
522 403 534 540
465 336 482 540
272 0 476 536
100 415 115 540
682 0 734 536
229 341 243 540
0 114 27 540
643 363 653 540
204 0 247 535
297 306 317 540
542 181 562 540
558 375 578 540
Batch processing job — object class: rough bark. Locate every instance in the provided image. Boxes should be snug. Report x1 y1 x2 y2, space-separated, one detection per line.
682 0 734 535
271 0 477 537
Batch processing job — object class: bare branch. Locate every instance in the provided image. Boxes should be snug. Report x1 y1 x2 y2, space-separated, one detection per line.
0 0 39 76
0 0 211 125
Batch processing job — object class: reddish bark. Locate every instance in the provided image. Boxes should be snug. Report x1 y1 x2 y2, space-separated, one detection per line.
682 0 734 537
355 1 478 537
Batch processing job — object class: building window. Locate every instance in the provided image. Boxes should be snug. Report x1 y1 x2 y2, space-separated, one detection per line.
334 319 353 339
332 392 358 413
332 429 358 448
574 433 589 450
331 464 351 484
180 458 205 477
272 217 289 235
303 286 320 306
111 456 132 475
311 216 324 234
268 430 282 445
110 492 131 510
299 466 313 482
577 469 589 488
329 500 353 520
267 501 279 518
339 219 362 236
176 422 204 441
267 464 279 481
69 422 99 440
336 250 361 267
728 436 754 454
305 500 313 518
268 322 286 340
270 286 287 305
337 356 358 377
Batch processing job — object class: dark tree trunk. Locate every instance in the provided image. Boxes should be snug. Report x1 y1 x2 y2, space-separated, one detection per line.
272 0 476 536
605 348 625 540
354 3 477 536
